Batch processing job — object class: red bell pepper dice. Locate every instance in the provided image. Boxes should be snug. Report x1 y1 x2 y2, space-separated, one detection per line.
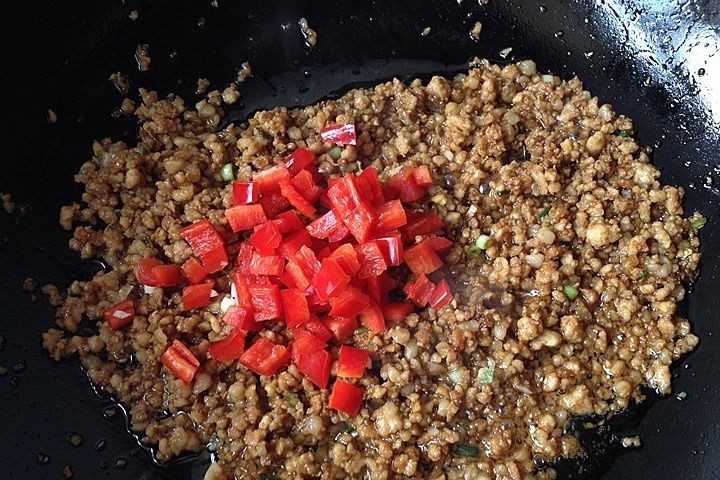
248 252 284 277
136 258 162 285
426 235 453 254
412 165 433 188
326 315 358 343
429 279 453 309
312 257 350 301
359 300 386 333
284 147 316 176
320 123 357 146
303 315 334 342
281 288 310 328
222 305 260 331
182 282 215 311
278 229 313 260
232 181 259 205
306 209 341 239
404 274 436 307
259 192 291 218
236 242 255 271
181 257 208 284
291 169 322 203
354 241 388 279
272 210 304 234
162 340 200 385
248 284 283 321
279 179 317 217
239 337 290 376
150 264 183 287
374 200 407 234
382 302 416 323
297 349 331 389
250 221 283 254
337 345 369 378
402 211 443 240
253 164 291 195
208 329 246 362
284 259 311 291
374 234 403 267
231 272 254 308
365 273 390 306
179 219 229 273
225 204 268 233
290 328 327 363
295 245 322 278
403 239 443 276
326 175 361 219
329 286 371 319
387 167 425 203
329 243 360 277
328 379 364 415
345 201 377 243
103 299 135 330
356 166 385 207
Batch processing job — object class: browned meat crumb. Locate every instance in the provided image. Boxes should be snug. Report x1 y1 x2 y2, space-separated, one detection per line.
236 61 252 83
221 84 240 105
135 44 151 71
299 17 317 47
47 108 58 124
129 9 139 21
61 464 74 479
22 277 38 291
1 192 15 214
470 21 483 41
109 72 130 94
196 77 210 95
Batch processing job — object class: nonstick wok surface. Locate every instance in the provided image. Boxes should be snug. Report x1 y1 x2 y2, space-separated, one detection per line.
0 1 718 479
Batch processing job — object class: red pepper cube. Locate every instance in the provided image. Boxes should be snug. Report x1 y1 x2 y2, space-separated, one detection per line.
403 239 443 276
249 284 283 321
412 165 433 188
326 316 358 342
328 379 364 415
329 243 360 277
284 147 316 176
222 305 260 332
290 328 327 364
225 204 268 233
356 166 385 207
253 164 291 196
180 219 229 273
312 257 350 301
232 181 259 205
425 235 453 254
295 245 322 279
291 169 322 203
387 167 425 203
374 234 403 267
239 337 290 376
382 302 416 323
278 179 316 217
162 340 200 385
329 286 370 319
345 201 377 243
272 210 304 234
182 282 215 311
402 211 443 240
136 258 163 285
281 288 310 328
327 222 350 243
304 315 334 342
103 299 135 331
231 272 254 309
366 273 390 306
320 123 357 146
326 176 361 219
307 209 341 239
403 274 436 307
337 345 370 378
359 300 386 333
259 192 291 218
429 279 453 309
297 349 331 389
181 257 208 284
248 252 284 277
284 259 311 291
250 221 283 254
374 200 408 235
278 229 313 260
354 241 388 279
208 329 246 362
150 264 183 287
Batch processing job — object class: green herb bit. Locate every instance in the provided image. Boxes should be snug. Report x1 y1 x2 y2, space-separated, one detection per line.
638 271 650 280
466 245 482 259
496 188 510 197
477 366 494 385
691 214 707 231
538 206 551 220
613 129 632 137
475 234 491 250
355 326 370 335
563 285 579 300
328 146 342 161
220 163 235 182
284 393 299 407
452 443 480 457
255 127 273 141
339 421 356 434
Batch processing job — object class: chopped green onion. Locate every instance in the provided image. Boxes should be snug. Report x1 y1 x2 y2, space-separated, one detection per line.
284 393 299 407
691 215 707 231
452 443 480 457
448 368 465 385
220 163 235 182
475 234 491 250
638 271 650 280
496 189 510 197
538 207 551 219
328 146 342 160
613 129 632 137
477 366 494 385
355 326 370 335
563 285 579 300
339 421 356 434
255 127 273 141
466 245 482 259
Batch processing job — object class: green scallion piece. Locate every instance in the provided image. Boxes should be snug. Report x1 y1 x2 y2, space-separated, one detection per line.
496 189 510 197
339 421 356 434
355 326 370 335
691 215 707 231
220 163 235 182
538 206 551 219
613 129 632 137
475 234 491 250
467 245 482 259
284 393 299 407
328 146 342 161
563 285 579 300
452 443 480 457
255 127 273 141
639 271 650 280
477 366 494 385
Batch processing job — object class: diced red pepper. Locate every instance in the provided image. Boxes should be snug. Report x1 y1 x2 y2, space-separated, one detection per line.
337 345 369 378
231 272 254 309
222 305 261 331
429 279 453 309
208 329 246 362
320 123 357 146
306 209 341 239
359 300 386 333
345 201 377 243
291 169 322 203
259 192 291 218
285 147 316 176
103 299 135 330
253 164 291 196
382 302 415 323
329 243 360 277
403 240 443 275
327 221 350 243
412 165 433 188
249 252 284 277
239 337 290 376
272 210 304 234
181 257 208 284
297 349 331 389
354 241 388 279
284 259 311 291
295 245 322 279
290 328 327 363
365 273 390 306
326 316 358 342
162 340 200 385
225 204 268 233
279 179 317 217
403 274 436 307
312 257 350 301
250 221 283 254
182 282 215 311
236 242 254 271
249 284 283 321
402 211 443 240
232 181 259 205
387 167 425 203
180 219 229 273
136 258 162 285
278 229 313 260
374 234 403 267
329 286 370 319
425 235 453 254
281 288 310 328
328 379 364 415
303 315 334 342
326 176 361 219
356 166 384 207
374 200 407 234
150 264 183 287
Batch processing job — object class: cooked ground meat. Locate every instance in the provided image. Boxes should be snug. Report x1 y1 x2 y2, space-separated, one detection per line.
43 59 701 480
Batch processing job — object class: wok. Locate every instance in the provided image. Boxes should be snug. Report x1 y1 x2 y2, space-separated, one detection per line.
0 0 718 478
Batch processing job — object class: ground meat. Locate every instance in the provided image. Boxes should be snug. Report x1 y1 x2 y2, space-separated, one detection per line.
43 60 701 479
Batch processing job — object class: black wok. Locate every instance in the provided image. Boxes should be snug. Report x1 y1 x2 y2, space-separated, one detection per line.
0 0 718 478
